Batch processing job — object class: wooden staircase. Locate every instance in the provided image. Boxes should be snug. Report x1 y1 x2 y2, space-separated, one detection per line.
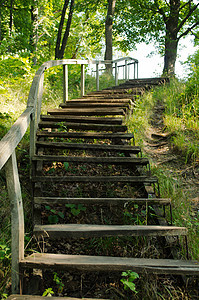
16 77 198 298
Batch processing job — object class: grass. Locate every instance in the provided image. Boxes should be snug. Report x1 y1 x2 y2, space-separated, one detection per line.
127 77 199 260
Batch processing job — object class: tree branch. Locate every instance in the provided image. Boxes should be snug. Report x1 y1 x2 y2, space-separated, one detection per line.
177 3 199 33
177 21 199 40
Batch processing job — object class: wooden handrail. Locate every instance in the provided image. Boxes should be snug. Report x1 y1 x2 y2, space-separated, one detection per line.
0 107 33 170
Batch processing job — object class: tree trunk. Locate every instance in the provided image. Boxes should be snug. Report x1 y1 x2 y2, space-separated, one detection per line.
163 29 178 75
104 0 116 73
55 0 75 60
9 0 13 36
55 0 70 59
163 0 180 75
30 0 38 65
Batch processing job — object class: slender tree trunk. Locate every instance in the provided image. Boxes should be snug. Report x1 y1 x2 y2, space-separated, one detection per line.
30 0 38 65
9 0 13 36
104 0 116 73
55 0 70 59
55 0 75 60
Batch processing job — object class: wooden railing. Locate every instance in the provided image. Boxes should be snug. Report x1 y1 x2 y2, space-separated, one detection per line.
0 57 138 293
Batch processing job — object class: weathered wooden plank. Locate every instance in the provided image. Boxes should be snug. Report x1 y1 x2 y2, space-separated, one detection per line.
34 224 187 238
31 175 158 183
5 152 24 293
20 253 199 275
7 295 104 300
34 197 171 206
41 115 123 125
32 155 149 165
36 141 140 153
0 107 33 170
47 108 125 116
38 121 127 132
66 98 132 103
37 131 134 140
59 102 130 108
86 88 143 95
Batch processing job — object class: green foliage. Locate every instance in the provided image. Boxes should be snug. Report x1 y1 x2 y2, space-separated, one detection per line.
45 206 65 224
120 270 139 293
53 272 64 293
65 204 86 216
0 56 32 79
42 287 54 297
0 244 11 262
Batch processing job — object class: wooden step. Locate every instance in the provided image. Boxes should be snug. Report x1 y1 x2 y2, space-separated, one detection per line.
66 98 132 103
47 108 125 116
32 155 149 166
41 115 123 125
7 295 104 300
31 175 158 184
83 94 137 99
36 141 140 154
86 88 142 95
20 253 199 275
34 197 171 206
38 121 127 132
59 102 130 109
34 224 187 239
37 131 134 140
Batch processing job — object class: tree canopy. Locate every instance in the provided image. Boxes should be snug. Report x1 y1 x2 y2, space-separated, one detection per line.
0 0 198 74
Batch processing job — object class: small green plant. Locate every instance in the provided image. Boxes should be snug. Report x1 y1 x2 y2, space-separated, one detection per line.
120 270 139 293
45 206 64 224
53 272 64 293
42 287 54 297
0 244 11 262
65 203 86 216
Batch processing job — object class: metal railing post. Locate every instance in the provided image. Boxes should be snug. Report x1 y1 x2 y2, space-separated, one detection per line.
96 62 99 91
81 64 85 97
63 64 68 103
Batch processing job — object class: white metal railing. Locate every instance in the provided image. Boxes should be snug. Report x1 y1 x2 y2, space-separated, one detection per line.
0 56 138 293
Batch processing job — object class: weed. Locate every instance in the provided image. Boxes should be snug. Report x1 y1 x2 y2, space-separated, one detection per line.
42 287 54 297
45 206 64 224
65 204 86 216
53 272 64 293
120 270 139 293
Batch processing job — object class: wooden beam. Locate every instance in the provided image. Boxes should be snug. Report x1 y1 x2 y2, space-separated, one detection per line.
5 151 24 293
0 107 33 170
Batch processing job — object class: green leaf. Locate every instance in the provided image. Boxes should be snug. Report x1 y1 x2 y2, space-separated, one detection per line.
64 162 69 170
71 208 80 216
48 215 58 224
58 211 65 219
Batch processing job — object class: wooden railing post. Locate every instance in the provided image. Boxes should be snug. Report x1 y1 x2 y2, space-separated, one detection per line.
125 60 128 81
115 62 118 86
5 151 24 294
81 64 85 97
96 62 99 91
37 71 44 125
63 64 68 103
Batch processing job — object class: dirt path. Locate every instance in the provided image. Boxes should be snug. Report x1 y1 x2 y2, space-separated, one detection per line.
143 100 199 236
